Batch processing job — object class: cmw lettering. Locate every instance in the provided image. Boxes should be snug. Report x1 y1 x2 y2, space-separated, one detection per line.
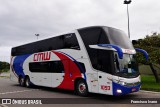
33 52 51 61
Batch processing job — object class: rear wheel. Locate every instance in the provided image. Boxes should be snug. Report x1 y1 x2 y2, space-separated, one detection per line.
19 76 25 86
75 80 88 96
24 77 31 88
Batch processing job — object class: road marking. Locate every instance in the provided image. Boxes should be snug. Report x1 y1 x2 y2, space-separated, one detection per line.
140 90 160 94
0 89 39 95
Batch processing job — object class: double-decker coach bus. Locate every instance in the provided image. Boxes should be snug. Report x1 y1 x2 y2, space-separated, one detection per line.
10 26 148 96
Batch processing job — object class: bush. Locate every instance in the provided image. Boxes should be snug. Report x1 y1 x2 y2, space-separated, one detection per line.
0 61 10 73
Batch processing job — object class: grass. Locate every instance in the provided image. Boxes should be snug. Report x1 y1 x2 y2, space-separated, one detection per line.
139 64 160 75
0 70 10 78
0 69 10 73
140 64 160 92
141 75 160 92
0 76 9 78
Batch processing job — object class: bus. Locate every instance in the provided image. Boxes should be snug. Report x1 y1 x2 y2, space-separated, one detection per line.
10 26 148 96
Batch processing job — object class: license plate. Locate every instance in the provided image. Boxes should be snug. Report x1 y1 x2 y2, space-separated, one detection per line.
132 88 136 92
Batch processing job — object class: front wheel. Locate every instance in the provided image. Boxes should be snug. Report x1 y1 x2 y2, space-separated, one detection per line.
75 80 88 96
24 77 31 88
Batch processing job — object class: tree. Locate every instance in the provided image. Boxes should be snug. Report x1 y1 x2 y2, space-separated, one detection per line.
133 35 160 83
0 61 10 73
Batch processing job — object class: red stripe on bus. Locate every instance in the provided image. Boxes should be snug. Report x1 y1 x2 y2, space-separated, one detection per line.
52 51 82 90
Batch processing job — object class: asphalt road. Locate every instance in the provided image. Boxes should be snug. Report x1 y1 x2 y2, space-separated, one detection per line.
0 77 160 107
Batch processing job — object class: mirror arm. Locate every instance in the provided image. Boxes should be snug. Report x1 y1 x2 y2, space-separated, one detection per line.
135 48 148 61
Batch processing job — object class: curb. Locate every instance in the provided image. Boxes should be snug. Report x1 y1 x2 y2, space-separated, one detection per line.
140 90 160 94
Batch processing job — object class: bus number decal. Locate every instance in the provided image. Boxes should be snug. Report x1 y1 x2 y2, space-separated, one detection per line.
101 85 110 90
33 52 51 61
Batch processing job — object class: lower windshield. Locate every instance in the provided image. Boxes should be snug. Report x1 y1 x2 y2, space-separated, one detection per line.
114 53 139 78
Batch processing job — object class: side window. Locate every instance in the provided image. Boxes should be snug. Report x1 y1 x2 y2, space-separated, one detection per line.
52 61 64 73
64 33 80 50
78 62 86 73
12 33 80 56
29 62 49 72
96 50 114 74
78 27 112 73
51 36 65 50
48 46 53 51
29 61 64 73
11 48 16 56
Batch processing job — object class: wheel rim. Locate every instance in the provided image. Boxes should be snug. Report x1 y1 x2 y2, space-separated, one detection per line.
26 79 29 87
78 83 86 93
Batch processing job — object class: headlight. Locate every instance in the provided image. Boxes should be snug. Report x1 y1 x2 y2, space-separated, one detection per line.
118 81 127 86
113 80 127 86
116 89 122 94
113 79 127 86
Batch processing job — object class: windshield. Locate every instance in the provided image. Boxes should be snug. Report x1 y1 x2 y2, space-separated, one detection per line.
103 27 134 50
114 53 139 78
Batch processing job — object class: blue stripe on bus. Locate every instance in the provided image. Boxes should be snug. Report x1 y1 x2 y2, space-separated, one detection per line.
13 54 31 78
97 44 123 59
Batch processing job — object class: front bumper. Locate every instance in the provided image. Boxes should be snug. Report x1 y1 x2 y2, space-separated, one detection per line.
112 82 141 96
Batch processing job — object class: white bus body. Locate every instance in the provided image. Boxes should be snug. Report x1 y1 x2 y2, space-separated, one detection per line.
10 26 148 96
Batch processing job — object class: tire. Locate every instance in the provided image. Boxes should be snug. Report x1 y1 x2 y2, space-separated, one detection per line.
24 77 31 88
19 76 25 86
75 79 88 96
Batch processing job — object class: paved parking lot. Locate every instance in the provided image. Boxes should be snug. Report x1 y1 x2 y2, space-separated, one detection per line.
0 78 160 107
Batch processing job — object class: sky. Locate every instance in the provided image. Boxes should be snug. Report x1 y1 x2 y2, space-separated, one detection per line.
0 0 160 62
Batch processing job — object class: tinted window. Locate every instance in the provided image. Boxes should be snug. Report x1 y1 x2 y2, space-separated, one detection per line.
64 33 80 50
105 27 134 49
78 62 86 73
78 27 114 74
11 33 80 56
12 36 64 56
29 61 64 73
89 49 114 74
78 27 109 45
97 50 114 74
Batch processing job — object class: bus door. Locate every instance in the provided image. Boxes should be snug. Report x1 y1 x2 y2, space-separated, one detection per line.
52 60 65 88
96 50 113 95
98 72 112 95
87 73 99 93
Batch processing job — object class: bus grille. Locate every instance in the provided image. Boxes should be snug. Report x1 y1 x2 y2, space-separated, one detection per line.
124 82 141 87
